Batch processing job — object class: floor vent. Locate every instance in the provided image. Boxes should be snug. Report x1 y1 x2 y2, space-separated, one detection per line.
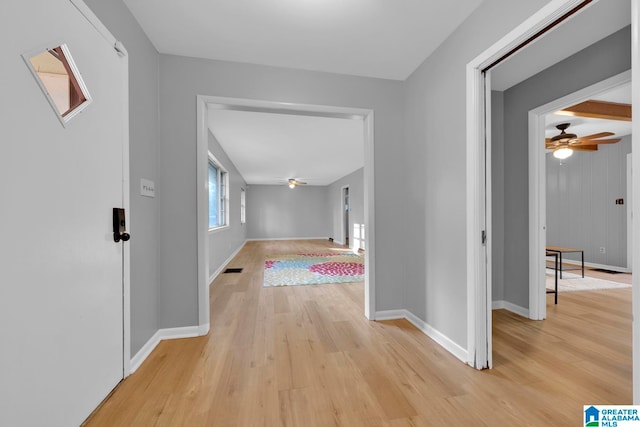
592 268 623 274
223 268 243 274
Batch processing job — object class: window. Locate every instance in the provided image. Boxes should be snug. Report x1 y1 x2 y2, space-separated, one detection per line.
208 154 228 229
240 188 246 224
23 44 92 126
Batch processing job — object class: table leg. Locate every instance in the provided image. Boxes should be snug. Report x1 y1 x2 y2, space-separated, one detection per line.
559 252 563 279
554 253 558 304
581 251 584 278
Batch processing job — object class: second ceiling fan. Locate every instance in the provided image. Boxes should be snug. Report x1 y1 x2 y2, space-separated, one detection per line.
287 178 307 189
545 122 621 159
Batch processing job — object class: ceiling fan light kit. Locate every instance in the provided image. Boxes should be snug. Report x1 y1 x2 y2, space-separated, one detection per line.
287 178 307 189
553 146 573 159
545 121 621 161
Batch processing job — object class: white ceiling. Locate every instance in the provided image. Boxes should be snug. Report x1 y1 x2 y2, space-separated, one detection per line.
122 0 482 80
208 109 364 186
124 0 632 185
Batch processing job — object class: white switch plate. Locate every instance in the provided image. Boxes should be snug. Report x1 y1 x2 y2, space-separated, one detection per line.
140 178 155 198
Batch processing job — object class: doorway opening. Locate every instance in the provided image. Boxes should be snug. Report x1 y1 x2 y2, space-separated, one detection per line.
342 186 350 248
466 0 638 379
196 96 377 326
528 71 632 319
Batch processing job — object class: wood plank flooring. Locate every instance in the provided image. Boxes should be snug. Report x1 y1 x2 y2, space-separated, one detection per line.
85 239 632 426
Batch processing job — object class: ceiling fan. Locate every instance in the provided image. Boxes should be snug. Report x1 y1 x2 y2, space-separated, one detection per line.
287 178 307 189
545 123 620 160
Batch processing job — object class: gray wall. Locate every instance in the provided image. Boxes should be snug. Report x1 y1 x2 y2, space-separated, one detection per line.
84 0 160 355
327 168 365 248
245 168 362 244
158 55 405 328
83 0 629 358
246 185 330 240
402 0 549 348
546 135 631 268
207 131 247 278
500 26 631 308
492 91 505 302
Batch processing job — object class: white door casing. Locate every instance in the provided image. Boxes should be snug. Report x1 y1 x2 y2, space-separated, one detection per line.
467 0 621 367
468 0 639 400
342 185 350 248
0 0 129 425
196 96 375 320
484 70 493 369
631 0 640 404
628 153 633 271
528 71 631 321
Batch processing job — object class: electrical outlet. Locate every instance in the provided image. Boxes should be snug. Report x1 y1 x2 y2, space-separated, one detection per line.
599 247 606 254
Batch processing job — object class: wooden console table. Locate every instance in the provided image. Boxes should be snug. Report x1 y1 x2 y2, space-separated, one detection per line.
545 246 584 279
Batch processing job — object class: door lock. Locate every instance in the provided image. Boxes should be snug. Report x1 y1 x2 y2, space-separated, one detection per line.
113 208 131 242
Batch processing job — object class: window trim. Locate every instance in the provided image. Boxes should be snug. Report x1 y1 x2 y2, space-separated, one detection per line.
207 152 229 231
22 43 93 128
240 188 246 224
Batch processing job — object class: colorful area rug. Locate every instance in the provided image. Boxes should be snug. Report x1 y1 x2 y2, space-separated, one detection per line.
264 253 364 287
545 269 631 292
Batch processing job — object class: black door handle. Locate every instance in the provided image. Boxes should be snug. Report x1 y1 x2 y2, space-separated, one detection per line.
113 208 131 242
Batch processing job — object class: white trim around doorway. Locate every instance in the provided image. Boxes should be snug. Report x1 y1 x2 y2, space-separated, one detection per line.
195 96 376 322
466 0 598 369
468 0 639 403
527 70 631 321
632 0 640 404
341 185 350 249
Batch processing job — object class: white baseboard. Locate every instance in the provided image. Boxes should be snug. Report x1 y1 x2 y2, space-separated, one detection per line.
559 259 631 274
374 309 469 364
247 237 330 241
196 323 210 336
130 325 208 374
374 309 406 321
492 300 529 318
208 240 248 285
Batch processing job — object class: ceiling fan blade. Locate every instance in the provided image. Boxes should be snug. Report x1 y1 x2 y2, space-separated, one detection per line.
555 100 632 122
579 132 615 140
545 138 551 143
571 145 598 152
575 138 621 145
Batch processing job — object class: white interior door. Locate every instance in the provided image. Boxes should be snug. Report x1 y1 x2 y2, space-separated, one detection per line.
0 1 128 425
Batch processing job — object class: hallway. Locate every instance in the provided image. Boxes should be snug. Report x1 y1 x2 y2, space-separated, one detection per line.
85 240 631 426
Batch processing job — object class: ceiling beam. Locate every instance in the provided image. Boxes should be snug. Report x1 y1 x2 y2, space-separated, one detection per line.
555 100 632 121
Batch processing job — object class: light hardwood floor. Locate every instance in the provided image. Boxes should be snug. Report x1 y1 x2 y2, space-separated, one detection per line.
85 239 632 426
